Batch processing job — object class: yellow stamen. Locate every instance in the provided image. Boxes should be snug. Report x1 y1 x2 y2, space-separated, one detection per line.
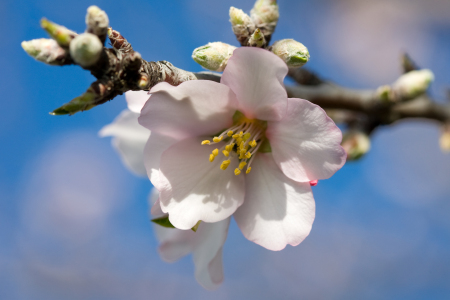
239 161 247 169
234 168 241 175
245 152 252 159
243 133 251 141
209 154 215 162
236 138 243 146
222 150 230 157
212 148 219 156
213 136 223 143
249 140 257 147
227 130 234 137
201 140 210 145
246 167 252 174
220 160 231 170
239 131 244 137
232 134 240 139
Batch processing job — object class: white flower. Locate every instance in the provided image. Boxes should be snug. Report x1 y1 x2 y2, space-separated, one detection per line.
136 47 346 250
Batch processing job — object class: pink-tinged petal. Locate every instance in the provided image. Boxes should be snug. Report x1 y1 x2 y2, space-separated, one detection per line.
158 137 245 230
143 132 181 189
267 98 346 182
221 47 288 121
138 80 236 140
149 188 164 216
99 110 150 176
125 91 149 113
193 218 230 290
234 153 315 251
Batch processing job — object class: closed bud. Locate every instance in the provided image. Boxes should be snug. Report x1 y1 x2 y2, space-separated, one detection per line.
192 42 236 72
271 39 310 67
230 7 255 45
86 6 109 42
250 0 279 37
342 131 371 161
440 124 450 153
393 69 434 100
69 33 103 67
247 28 266 47
21 38 69 65
40 18 77 48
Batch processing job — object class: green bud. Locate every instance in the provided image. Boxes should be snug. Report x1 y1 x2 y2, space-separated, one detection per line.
271 39 310 67
393 69 434 100
86 5 109 41
229 7 255 45
40 18 77 48
247 28 266 47
21 38 70 65
250 0 279 35
69 33 103 67
342 131 371 161
192 42 236 72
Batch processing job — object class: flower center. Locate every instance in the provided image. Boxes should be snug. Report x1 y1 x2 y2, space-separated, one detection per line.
201 112 266 175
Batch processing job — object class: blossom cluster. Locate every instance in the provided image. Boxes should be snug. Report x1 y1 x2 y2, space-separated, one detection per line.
100 47 346 289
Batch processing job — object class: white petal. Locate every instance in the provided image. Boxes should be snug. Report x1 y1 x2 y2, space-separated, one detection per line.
234 153 315 251
99 110 150 176
143 132 181 188
149 188 164 216
267 98 346 182
158 137 245 229
221 47 288 121
125 91 150 113
138 80 236 140
193 218 230 290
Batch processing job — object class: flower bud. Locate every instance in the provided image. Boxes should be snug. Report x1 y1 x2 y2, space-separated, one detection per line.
40 18 77 48
247 28 266 47
250 0 279 36
21 38 69 65
85 5 109 42
192 42 236 72
271 39 310 67
440 124 450 153
393 69 434 100
69 33 103 67
342 131 371 161
230 7 255 45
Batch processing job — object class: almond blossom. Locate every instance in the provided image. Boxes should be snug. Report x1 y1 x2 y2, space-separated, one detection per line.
138 47 346 251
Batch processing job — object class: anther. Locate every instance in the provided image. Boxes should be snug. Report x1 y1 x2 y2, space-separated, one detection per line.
227 130 234 137
213 136 223 143
245 152 252 159
234 168 241 175
209 154 215 162
232 134 240 139
249 140 257 147
246 167 252 174
212 148 219 156
222 150 230 157
220 160 231 170
239 161 247 169
201 140 211 145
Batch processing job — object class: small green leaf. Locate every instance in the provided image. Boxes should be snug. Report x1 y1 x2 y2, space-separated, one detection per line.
151 216 201 232
191 221 201 232
151 216 175 229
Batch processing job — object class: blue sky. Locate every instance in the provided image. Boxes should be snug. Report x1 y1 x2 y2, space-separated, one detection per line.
1 0 450 299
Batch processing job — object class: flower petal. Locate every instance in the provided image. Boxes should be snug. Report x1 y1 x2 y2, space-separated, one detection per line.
193 218 230 290
158 137 245 229
149 189 229 290
149 187 164 216
99 110 150 176
267 98 346 182
138 80 236 140
221 47 288 121
125 91 149 113
234 153 315 251
143 132 181 189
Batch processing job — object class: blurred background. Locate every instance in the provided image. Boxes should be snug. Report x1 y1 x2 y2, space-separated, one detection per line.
1 0 450 299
